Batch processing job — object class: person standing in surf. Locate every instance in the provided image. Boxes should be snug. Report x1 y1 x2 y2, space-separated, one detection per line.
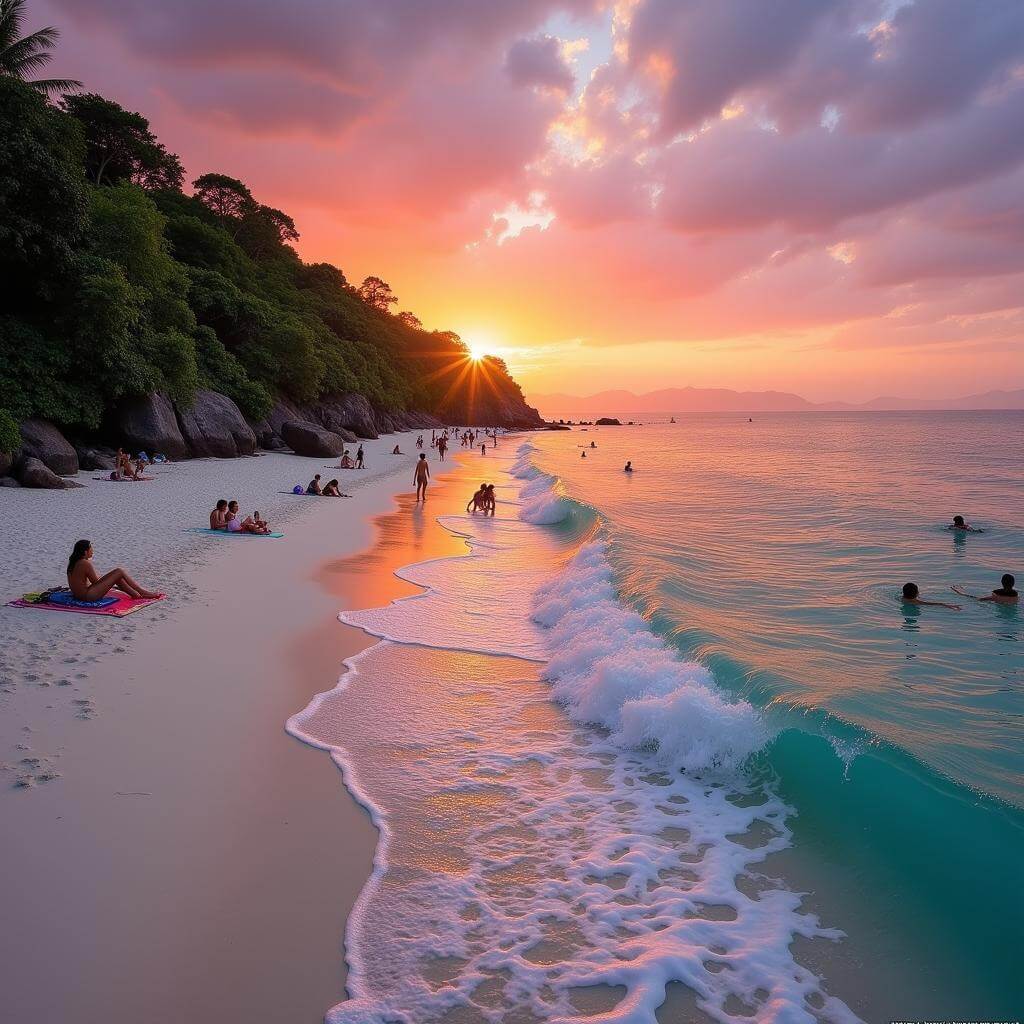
414 453 430 503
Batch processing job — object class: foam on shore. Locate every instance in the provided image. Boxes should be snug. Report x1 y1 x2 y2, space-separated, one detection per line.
289 441 861 1023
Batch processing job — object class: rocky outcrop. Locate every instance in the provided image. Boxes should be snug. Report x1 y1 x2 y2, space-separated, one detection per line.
0 451 13 477
0 475 20 487
595 417 622 426
176 389 257 458
316 393 379 439
118 393 189 460
18 419 78 475
280 420 346 457
18 457 83 489
75 445 117 471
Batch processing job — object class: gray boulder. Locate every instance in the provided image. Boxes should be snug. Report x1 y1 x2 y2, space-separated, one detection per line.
177 389 257 458
311 391 380 440
19 419 78 475
280 420 346 457
0 475 21 487
118 393 189 460
262 398 308 438
76 446 116 471
18 457 83 489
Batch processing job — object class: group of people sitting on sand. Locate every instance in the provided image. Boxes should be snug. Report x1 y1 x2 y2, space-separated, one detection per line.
112 448 148 481
901 516 1016 611
334 447 363 469
466 483 496 515
210 499 273 534
306 475 349 497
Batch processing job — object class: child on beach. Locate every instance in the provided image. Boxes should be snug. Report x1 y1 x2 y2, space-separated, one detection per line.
466 484 487 513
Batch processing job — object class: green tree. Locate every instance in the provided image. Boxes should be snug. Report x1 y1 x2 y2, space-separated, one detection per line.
0 76 87 301
62 93 184 189
0 0 80 96
192 173 255 222
358 275 398 312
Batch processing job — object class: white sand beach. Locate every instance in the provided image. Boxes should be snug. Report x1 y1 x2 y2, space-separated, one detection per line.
0 433 481 1024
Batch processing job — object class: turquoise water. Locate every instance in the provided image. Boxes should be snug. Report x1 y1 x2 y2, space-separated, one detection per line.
532 413 1024 1010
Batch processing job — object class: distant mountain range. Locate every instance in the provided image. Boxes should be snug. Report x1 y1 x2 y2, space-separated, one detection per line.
531 386 1024 419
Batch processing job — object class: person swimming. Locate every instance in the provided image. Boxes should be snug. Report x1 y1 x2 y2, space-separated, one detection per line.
67 540 161 602
901 582 960 611
953 573 1018 606
949 515 983 533
307 474 322 495
624 461 633 472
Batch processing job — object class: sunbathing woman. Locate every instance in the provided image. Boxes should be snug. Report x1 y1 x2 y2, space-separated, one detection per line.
116 448 139 481
322 479 349 497
225 500 267 533
338 452 356 469
67 540 161 602
210 499 229 530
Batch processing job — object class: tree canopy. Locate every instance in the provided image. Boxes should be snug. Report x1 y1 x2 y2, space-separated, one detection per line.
0 42 535 439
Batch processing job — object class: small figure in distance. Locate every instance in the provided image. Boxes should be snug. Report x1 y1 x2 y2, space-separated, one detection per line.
356 445 365 469
307 474 322 495
252 511 272 534
484 483 496 516
414 452 430 503
624 461 633 473
949 515 983 533
901 582 960 611
210 498 229 530
953 573 1018 606
393 445 402 455
590 441 596 449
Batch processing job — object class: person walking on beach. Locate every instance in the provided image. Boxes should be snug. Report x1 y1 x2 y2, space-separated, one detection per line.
901 582 960 610
414 452 430 503
953 574 1018 605
356 445 364 469
438 435 447 460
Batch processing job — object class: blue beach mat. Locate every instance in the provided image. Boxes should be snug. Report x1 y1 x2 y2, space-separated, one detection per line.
187 528 284 539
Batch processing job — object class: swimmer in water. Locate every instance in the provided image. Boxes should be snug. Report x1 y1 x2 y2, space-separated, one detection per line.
949 515 983 533
624 461 633 472
952 573 1018 606
901 582 960 610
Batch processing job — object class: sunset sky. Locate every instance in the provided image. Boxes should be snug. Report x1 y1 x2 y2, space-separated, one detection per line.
39 0 1024 402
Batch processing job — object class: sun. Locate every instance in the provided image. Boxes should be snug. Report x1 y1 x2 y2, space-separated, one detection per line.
467 345 486 361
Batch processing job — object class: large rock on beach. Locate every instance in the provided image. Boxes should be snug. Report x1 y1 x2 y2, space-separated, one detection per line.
118 393 189 460
18 419 78 475
177 389 257 458
75 445 116 471
0 451 13 477
17 456 82 489
315 393 379 439
280 420 346 457
0 475 21 487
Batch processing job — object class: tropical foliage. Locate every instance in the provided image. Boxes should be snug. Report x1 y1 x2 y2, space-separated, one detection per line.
0 43 534 437
0 0 80 96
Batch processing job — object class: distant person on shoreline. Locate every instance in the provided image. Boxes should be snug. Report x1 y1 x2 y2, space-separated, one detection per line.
393 445 402 455
414 453 430 503
67 540 161 602
949 515 983 533
901 582 960 611
210 499 229 530
624 461 633 473
307 474 322 495
484 483 496 515
953 574 1018 606
356 445 365 469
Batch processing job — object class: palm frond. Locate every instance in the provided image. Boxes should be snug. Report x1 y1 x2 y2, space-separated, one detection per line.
27 75 82 96
0 0 28 50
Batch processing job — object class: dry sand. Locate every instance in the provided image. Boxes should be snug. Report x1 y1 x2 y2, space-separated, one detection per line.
0 433 484 1023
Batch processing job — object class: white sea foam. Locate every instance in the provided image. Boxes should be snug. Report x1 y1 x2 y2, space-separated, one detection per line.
292 441 860 1023
533 539 770 772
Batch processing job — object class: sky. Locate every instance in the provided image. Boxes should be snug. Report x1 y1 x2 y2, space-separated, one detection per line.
37 0 1024 402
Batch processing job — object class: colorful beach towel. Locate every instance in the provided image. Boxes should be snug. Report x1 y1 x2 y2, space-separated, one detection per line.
187 527 284 538
8 592 164 617
93 475 156 482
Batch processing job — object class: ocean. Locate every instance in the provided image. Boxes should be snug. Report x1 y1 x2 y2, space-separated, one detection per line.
290 413 1024 1022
